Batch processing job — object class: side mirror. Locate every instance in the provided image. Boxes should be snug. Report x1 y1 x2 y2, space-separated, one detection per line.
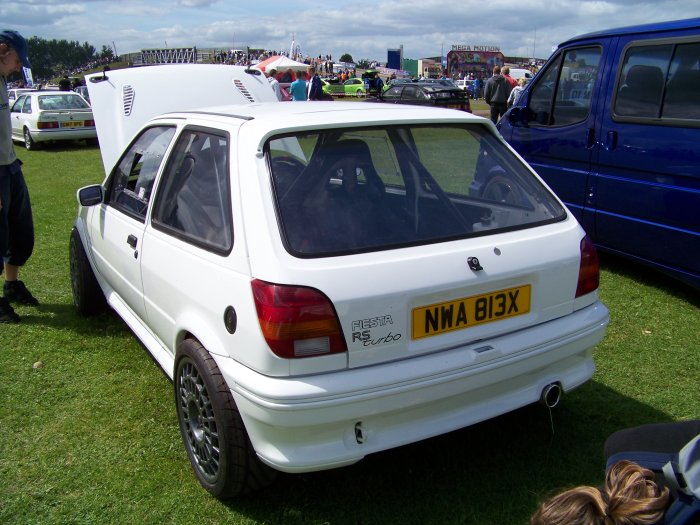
508 107 532 126
89 66 110 84
78 185 103 206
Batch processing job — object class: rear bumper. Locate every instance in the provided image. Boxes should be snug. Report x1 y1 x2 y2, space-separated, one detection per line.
220 301 609 473
30 128 96 143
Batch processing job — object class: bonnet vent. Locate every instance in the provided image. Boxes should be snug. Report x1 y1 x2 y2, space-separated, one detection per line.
122 85 135 116
233 79 256 103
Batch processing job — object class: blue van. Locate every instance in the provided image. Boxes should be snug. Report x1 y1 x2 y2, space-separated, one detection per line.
499 18 700 289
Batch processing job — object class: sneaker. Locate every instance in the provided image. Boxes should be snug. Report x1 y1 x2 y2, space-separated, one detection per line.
0 297 20 323
3 280 39 306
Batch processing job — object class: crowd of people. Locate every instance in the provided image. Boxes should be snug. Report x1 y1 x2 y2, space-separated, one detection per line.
57 55 119 82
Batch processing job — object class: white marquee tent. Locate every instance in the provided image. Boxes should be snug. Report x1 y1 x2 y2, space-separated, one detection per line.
253 55 309 73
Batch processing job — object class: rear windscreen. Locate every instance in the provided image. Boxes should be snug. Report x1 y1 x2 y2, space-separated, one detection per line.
268 125 566 256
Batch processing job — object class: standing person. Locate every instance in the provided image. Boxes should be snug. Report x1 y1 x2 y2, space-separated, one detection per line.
289 70 307 101
266 68 282 101
0 30 39 323
307 66 323 101
474 76 483 99
502 66 517 89
484 66 512 124
59 75 71 91
507 77 527 107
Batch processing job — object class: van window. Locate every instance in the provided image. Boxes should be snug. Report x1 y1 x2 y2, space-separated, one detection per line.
528 47 602 127
614 45 671 118
664 42 700 120
614 40 700 122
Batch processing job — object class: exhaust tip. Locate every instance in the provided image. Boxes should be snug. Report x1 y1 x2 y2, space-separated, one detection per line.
540 383 562 408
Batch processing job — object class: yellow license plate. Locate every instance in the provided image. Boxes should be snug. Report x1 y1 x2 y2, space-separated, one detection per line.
61 121 82 128
411 285 531 339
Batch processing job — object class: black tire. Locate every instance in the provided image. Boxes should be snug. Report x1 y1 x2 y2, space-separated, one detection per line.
69 228 106 316
23 128 37 150
174 339 277 499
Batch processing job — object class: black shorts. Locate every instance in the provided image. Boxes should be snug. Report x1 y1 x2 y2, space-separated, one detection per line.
0 159 35 274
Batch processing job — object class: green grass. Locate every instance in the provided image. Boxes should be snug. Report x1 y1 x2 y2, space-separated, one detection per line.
1 143 698 525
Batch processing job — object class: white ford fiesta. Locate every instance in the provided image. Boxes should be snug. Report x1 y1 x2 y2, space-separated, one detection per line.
71 64 609 498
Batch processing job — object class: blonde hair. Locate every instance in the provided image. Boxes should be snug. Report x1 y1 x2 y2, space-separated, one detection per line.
531 460 670 525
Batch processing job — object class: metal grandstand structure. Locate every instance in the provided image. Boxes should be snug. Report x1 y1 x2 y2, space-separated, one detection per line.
134 47 198 65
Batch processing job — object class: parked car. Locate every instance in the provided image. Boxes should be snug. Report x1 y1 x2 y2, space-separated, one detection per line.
507 68 534 85
8 87 35 105
72 64 608 499
74 85 91 105
456 79 476 97
322 77 366 97
367 80 472 112
361 69 384 96
10 90 97 150
499 17 700 289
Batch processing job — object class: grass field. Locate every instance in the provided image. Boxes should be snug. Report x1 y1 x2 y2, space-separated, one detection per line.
0 142 698 525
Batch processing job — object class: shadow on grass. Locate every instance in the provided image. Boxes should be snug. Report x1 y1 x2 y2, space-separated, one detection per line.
229 382 670 525
599 252 700 307
10 301 129 337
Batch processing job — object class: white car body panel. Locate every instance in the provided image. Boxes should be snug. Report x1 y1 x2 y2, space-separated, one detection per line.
75 65 609 475
86 64 278 174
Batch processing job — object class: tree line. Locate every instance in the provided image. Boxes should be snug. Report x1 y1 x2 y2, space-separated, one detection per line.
21 37 115 82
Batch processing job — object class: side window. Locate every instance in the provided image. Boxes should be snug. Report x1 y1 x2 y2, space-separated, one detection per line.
151 129 232 253
664 42 700 120
108 126 176 220
529 47 602 126
614 44 672 118
403 86 420 100
529 54 562 123
22 97 32 114
382 86 403 100
11 96 24 112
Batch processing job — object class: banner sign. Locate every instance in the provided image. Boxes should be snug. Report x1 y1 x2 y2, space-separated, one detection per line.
451 45 501 52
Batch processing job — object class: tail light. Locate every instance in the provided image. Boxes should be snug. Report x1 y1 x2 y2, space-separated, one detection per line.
576 236 600 297
251 279 347 359
38 121 59 129
85 119 95 127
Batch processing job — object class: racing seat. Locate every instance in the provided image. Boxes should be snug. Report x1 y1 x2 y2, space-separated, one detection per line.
299 139 386 251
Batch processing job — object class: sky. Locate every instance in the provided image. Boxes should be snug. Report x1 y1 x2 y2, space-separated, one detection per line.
2 0 700 63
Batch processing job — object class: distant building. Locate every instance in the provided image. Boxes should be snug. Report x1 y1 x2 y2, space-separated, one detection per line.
446 49 505 79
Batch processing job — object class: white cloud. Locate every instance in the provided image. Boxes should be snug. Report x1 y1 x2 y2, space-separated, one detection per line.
2 0 699 61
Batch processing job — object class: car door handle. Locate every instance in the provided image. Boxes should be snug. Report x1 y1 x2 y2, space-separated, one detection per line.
127 234 138 249
585 128 595 149
604 131 617 151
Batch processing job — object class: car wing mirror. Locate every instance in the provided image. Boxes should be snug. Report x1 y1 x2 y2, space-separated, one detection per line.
89 66 110 84
78 185 104 206
508 107 533 126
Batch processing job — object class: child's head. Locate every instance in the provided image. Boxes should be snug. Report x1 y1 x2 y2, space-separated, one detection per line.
531 460 669 525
